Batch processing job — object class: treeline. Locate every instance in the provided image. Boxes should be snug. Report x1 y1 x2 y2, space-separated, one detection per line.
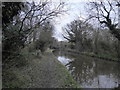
61 0 120 60
62 19 120 60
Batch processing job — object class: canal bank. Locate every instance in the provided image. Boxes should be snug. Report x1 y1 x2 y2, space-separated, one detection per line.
4 50 79 88
62 49 120 62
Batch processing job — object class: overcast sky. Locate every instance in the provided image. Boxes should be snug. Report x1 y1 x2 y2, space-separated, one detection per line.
52 0 88 41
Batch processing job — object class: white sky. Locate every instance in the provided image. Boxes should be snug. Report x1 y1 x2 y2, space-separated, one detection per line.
52 1 88 41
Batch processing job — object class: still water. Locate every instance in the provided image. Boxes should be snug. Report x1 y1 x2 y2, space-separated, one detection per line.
53 50 120 88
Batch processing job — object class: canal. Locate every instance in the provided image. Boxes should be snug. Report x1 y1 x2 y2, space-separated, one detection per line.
53 50 120 88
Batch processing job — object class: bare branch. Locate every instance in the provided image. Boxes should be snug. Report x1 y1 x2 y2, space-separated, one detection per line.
88 0 120 41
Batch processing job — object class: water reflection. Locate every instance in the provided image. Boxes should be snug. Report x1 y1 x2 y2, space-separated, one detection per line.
58 56 73 66
54 50 120 88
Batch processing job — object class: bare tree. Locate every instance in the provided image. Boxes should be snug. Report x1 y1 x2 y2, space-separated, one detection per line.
88 0 120 41
5 1 66 45
63 20 93 52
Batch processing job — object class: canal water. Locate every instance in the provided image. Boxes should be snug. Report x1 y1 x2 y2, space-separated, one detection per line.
53 50 120 88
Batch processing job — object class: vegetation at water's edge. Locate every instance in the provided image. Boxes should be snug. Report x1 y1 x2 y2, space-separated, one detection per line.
3 47 80 88
65 49 120 62
52 54 80 88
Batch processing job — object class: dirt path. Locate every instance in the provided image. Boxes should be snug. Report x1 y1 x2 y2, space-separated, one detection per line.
15 51 78 88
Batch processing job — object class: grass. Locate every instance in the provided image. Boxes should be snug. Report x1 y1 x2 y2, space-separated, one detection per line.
65 49 120 62
2 69 27 88
60 68 80 88
81 52 120 62
52 54 80 88
43 51 80 88
2 46 42 88
3 47 80 88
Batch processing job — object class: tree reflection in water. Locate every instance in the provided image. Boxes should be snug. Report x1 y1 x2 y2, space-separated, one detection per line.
54 50 120 88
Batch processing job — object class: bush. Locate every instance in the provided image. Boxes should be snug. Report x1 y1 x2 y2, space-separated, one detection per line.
2 69 26 88
27 43 36 52
3 53 27 69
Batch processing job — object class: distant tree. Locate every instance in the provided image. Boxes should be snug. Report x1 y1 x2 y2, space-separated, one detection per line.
35 21 54 52
50 37 59 49
63 20 93 52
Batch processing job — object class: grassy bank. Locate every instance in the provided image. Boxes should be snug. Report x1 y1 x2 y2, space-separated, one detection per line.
66 49 120 62
81 52 120 62
3 48 80 88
